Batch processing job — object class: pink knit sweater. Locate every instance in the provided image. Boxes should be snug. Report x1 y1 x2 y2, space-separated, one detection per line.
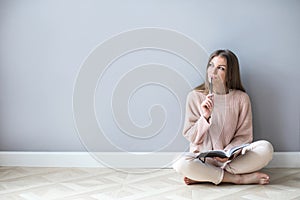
183 89 253 153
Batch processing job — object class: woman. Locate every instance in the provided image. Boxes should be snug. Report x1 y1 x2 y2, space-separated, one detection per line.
173 49 273 185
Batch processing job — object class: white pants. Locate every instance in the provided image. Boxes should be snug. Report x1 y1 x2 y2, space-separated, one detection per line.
172 140 274 185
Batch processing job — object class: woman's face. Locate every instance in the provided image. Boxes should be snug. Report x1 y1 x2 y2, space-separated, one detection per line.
207 55 227 86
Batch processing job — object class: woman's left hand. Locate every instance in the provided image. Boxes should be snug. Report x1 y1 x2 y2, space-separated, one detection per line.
214 157 229 162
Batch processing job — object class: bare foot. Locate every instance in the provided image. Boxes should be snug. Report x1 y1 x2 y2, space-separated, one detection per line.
237 172 270 185
184 177 200 185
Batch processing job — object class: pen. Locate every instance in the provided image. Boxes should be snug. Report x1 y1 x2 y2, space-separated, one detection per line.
209 77 213 94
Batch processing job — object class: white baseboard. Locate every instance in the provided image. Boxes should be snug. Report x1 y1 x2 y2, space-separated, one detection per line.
0 152 299 168
266 152 300 168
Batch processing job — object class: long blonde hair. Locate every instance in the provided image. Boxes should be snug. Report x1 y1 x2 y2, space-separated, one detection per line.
194 49 246 94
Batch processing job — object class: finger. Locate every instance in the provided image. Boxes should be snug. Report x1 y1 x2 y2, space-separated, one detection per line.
207 94 214 100
207 99 213 109
207 94 214 98
206 101 212 110
206 96 214 104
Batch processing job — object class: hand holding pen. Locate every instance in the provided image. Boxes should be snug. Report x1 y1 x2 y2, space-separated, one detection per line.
201 77 214 121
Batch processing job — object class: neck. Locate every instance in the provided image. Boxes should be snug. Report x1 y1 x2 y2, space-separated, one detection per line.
214 88 229 95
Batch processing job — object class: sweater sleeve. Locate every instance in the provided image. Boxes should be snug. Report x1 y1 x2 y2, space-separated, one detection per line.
224 93 253 151
182 91 211 145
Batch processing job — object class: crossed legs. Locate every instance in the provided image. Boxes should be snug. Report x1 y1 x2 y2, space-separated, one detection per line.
173 140 274 185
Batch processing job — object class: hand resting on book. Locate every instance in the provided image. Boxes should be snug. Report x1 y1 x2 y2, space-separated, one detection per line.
214 157 229 163
196 144 250 163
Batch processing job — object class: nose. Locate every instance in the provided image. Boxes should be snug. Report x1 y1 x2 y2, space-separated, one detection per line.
212 67 218 75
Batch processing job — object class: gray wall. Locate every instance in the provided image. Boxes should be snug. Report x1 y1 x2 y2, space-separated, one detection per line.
0 0 299 152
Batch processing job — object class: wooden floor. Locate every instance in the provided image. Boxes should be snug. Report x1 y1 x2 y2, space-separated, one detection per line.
0 167 299 200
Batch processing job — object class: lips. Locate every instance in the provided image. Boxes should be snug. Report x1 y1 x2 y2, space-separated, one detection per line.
209 75 217 80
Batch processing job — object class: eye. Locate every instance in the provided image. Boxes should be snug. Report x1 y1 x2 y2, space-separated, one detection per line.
217 66 226 71
208 63 214 67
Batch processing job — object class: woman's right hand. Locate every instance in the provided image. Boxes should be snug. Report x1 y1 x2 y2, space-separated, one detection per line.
201 94 214 120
